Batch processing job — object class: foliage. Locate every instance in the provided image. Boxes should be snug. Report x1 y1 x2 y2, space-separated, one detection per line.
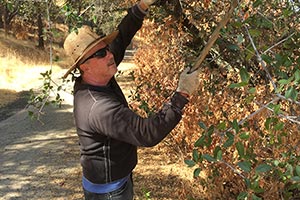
131 0 300 199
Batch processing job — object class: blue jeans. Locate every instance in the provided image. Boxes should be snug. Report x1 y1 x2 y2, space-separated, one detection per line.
83 177 133 200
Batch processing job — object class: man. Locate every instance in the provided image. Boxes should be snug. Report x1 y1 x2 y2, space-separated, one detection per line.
63 0 201 199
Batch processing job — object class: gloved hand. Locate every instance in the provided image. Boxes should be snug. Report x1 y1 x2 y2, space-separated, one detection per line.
141 0 157 7
176 67 200 96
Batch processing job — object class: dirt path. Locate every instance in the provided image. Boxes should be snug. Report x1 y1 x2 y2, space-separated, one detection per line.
0 62 198 200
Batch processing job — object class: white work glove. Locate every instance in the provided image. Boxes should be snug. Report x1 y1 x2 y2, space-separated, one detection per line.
141 0 157 7
176 67 201 96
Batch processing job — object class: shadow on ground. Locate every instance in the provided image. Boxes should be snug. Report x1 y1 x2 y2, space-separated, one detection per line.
0 89 31 122
0 104 83 200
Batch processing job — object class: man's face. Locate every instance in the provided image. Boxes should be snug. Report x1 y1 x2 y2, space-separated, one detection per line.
80 41 117 85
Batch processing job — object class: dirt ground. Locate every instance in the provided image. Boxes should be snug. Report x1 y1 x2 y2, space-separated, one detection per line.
0 61 200 200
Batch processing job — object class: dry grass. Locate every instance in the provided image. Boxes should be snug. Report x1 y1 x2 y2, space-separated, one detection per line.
0 30 69 93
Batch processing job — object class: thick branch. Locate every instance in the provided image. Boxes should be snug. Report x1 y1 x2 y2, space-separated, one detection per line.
191 0 238 72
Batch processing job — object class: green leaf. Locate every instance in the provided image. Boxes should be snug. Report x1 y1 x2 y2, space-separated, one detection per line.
252 194 262 200
295 69 300 83
238 161 252 173
228 44 240 51
237 191 248 200
291 176 300 182
273 104 281 115
239 132 250 140
193 168 201 177
202 154 216 162
223 132 235 148
285 87 298 101
278 78 292 85
236 142 245 158
198 122 206 130
229 82 248 88
237 34 244 44
248 87 256 94
216 150 222 161
223 137 234 148
184 159 196 167
194 135 205 147
226 132 234 139
274 122 284 130
232 119 240 133
244 178 251 188
253 0 262 7
213 146 222 160
261 54 272 64
265 117 272 130
192 149 199 162
217 121 226 130
207 125 214 136
255 163 272 173
248 29 261 37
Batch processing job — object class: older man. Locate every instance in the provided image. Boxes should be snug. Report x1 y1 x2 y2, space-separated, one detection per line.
63 0 201 199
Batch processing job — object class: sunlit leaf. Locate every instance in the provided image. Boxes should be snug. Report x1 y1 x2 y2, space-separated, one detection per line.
239 132 250 140
217 121 226 130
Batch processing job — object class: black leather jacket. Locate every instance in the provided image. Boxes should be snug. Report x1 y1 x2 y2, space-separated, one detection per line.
73 4 188 184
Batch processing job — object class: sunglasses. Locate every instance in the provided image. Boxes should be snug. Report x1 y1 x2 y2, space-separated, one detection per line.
82 46 110 63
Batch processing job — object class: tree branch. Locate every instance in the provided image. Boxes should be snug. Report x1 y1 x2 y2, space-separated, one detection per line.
191 0 238 72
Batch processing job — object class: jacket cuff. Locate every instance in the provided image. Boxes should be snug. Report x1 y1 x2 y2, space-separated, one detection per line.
132 3 148 19
170 92 189 110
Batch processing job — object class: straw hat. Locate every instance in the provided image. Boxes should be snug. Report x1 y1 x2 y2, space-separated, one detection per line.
63 25 119 78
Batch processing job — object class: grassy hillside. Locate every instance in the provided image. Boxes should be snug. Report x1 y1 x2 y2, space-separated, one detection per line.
0 29 70 115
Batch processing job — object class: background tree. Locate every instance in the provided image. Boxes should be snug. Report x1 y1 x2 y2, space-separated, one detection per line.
0 0 20 34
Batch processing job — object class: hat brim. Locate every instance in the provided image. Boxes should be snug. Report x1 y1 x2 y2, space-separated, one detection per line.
63 30 119 79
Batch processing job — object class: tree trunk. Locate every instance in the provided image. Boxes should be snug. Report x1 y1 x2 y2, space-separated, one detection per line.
0 4 4 28
37 13 45 49
3 3 19 36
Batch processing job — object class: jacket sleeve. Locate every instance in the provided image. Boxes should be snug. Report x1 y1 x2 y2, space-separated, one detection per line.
110 4 147 65
89 92 188 147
